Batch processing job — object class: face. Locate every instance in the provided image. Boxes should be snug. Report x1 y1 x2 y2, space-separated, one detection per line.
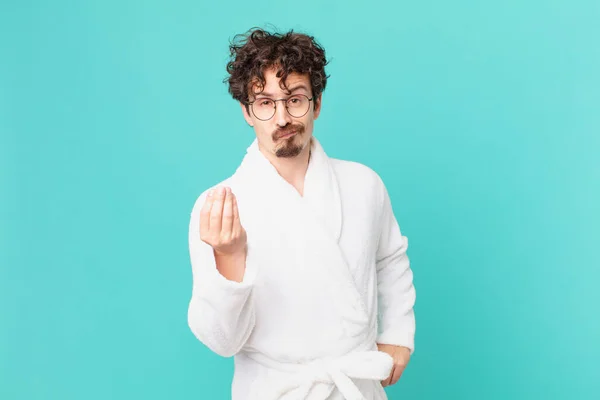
241 68 322 159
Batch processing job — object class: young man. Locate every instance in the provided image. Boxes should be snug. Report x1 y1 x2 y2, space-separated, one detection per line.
187 28 416 400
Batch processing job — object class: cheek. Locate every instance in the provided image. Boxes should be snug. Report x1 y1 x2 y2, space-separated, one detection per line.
301 116 314 131
255 123 273 138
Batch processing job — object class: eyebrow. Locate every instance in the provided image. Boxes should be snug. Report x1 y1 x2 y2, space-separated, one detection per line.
254 84 310 98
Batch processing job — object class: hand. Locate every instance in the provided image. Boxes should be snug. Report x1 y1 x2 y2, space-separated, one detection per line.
199 186 247 257
377 344 411 387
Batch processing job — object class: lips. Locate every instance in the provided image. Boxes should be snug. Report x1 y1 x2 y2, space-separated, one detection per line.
278 131 296 139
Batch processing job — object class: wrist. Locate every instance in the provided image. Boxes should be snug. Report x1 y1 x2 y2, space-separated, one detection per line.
213 246 247 282
214 246 246 260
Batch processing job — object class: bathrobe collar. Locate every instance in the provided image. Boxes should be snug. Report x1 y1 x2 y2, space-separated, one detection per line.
236 135 343 243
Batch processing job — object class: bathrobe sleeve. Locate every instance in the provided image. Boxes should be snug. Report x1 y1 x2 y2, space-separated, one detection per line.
187 191 257 357
375 177 416 354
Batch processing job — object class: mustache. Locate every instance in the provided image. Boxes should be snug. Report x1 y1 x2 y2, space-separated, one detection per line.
272 124 305 140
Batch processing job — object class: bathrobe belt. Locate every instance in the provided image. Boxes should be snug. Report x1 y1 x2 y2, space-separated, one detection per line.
243 349 393 400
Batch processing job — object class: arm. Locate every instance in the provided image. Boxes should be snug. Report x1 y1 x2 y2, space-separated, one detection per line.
375 177 416 354
187 186 257 357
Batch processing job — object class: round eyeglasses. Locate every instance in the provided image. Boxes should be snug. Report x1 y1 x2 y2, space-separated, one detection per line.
247 94 314 121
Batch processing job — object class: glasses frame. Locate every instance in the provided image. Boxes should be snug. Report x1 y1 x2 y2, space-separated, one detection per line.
247 94 314 121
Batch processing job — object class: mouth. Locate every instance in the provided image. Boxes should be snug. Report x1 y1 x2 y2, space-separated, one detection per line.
278 131 297 139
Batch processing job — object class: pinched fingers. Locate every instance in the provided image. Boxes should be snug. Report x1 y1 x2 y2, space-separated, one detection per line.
199 185 246 255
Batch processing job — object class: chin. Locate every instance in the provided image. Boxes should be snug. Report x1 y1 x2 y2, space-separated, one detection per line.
275 137 304 158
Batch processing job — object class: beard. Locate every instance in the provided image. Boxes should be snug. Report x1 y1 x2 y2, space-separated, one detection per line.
272 123 306 158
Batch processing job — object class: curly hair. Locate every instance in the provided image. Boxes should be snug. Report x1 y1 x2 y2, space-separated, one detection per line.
225 27 330 111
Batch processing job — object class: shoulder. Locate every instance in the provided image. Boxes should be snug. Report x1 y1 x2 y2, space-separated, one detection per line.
329 157 390 218
330 157 386 194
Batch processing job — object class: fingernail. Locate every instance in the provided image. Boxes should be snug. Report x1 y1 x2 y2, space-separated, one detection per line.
208 189 214 197
218 187 225 195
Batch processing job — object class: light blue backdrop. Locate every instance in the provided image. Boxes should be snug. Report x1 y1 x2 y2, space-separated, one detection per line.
1 1 599 399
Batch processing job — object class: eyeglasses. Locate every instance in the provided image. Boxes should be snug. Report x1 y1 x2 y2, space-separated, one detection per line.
247 94 314 121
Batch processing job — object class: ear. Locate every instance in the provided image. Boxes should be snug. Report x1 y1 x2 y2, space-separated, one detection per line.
240 102 254 127
313 93 323 120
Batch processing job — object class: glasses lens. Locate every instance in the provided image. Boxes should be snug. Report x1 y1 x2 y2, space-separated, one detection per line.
252 98 275 120
287 95 310 118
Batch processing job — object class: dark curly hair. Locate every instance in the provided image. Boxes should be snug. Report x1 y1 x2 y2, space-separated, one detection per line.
225 27 330 112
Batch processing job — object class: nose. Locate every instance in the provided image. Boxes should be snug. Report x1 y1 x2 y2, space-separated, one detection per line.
274 100 293 127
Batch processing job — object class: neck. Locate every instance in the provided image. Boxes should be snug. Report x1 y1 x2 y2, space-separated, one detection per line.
259 138 312 196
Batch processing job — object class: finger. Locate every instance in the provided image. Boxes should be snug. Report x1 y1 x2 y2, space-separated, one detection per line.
232 193 241 229
200 189 215 235
391 364 403 385
210 186 226 234
383 367 395 387
222 187 234 236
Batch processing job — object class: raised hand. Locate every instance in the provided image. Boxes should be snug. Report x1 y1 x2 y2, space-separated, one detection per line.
200 186 247 258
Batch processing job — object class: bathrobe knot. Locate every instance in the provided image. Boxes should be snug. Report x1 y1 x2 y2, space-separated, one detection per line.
247 350 394 400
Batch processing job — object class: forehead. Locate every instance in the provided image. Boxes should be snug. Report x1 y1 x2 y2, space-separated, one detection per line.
250 68 310 97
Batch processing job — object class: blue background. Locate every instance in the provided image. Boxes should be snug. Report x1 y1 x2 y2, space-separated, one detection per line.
1 0 599 399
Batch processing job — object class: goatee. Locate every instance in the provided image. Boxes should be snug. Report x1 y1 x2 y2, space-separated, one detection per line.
273 124 305 158
275 137 303 158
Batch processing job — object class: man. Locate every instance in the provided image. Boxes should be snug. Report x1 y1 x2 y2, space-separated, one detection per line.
187 28 416 400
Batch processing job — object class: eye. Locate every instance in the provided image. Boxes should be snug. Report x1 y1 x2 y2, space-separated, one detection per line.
260 99 273 106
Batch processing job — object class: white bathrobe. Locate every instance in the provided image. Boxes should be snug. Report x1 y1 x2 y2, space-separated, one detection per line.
187 136 416 400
